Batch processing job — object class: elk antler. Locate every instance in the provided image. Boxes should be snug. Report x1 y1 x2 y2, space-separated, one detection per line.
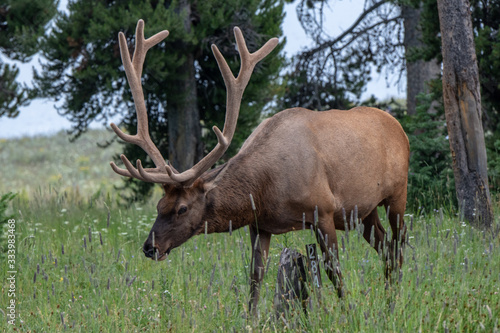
110 20 279 186
109 20 177 184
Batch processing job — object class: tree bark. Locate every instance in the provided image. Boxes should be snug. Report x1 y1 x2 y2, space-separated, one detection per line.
274 248 309 316
402 4 441 115
167 0 202 171
437 0 493 227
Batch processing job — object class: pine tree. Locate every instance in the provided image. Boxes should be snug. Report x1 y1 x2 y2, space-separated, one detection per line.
437 0 493 227
412 0 500 205
0 0 57 117
413 0 500 134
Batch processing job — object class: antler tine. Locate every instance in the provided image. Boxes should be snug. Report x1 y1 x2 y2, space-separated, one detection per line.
110 20 178 184
215 27 279 143
132 20 170 79
165 27 279 186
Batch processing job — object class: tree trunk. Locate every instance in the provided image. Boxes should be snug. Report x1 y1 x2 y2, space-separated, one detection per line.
402 4 441 115
437 0 493 227
274 248 309 317
167 0 202 171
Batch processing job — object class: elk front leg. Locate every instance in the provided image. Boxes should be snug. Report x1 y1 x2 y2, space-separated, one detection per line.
315 219 343 298
249 227 271 314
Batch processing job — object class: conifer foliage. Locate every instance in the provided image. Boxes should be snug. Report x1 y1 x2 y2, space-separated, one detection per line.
0 0 57 117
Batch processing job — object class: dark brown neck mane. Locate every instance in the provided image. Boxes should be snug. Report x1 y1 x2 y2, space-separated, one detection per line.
200 157 271 234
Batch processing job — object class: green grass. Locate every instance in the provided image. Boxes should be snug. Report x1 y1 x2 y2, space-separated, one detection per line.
1 130 499 332
0 129 122 198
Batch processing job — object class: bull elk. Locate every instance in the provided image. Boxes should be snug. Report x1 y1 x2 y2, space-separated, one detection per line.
110 20 410 311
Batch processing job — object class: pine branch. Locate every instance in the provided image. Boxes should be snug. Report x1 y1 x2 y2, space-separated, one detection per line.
298 0 394 60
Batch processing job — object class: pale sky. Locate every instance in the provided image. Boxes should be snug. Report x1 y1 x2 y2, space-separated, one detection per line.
0 0 405 139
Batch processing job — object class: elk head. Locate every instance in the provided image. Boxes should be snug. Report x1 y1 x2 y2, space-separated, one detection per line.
110 20 278 261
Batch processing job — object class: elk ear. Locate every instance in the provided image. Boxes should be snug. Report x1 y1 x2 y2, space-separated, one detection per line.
203 179 218 195
203 164 229 195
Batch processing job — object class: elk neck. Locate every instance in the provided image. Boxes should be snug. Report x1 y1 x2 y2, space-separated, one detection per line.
200 157 272 234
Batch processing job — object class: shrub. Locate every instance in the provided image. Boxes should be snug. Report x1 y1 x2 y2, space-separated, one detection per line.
399 91 457 213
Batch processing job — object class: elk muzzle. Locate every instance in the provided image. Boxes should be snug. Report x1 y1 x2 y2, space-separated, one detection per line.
143 234 171 261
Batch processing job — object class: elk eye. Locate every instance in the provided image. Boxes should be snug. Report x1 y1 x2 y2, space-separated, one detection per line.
177 206 188 215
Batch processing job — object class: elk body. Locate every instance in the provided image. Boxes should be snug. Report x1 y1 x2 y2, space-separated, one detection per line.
111 20 410 312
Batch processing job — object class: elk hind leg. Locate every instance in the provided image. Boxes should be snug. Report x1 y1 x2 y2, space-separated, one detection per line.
385 195 407 278
361 207 387 256
362 207 394 278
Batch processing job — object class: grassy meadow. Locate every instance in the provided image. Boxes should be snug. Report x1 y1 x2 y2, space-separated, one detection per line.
1 130 499 332
0 129 123 198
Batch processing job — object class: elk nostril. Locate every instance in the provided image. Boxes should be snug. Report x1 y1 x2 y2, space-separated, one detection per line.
143 243 156 258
